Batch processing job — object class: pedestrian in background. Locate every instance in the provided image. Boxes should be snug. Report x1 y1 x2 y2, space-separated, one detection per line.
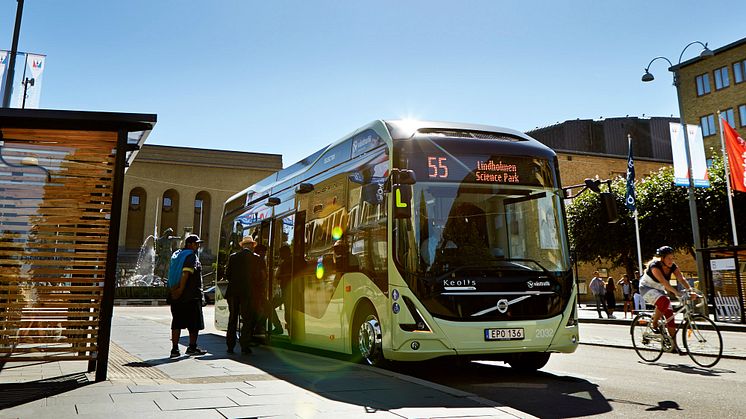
605 277 617 319
589 272 609 319
618 274 632 318
167 234 207 358
632 271 645 313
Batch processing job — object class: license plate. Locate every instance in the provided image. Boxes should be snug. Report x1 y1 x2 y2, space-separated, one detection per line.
484 328 524 341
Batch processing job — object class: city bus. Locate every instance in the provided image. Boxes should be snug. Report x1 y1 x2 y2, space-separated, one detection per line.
214 120 578 370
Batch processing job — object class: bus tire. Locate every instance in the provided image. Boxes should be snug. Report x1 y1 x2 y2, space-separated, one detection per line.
352 303 385 366
508 352 550 372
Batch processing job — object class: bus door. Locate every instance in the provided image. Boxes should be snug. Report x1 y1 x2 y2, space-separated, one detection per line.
258 219 272 337
291 211 306 343
269 213 295 340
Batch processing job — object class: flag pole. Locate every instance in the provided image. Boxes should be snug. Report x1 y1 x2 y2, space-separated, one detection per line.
717 112 739 246
626 134 644 274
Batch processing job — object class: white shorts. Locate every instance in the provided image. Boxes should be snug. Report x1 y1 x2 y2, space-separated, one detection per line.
641 287 665 305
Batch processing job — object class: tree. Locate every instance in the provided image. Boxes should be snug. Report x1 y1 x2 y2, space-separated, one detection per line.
566 156 745 277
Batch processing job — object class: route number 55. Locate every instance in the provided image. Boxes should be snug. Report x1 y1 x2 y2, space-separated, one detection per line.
427 156 449 179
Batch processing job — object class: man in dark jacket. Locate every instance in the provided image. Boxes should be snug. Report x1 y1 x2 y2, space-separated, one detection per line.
225 235 262 354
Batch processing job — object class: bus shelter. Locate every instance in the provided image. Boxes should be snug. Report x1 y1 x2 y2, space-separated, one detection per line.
0 108 156 381
702 246 746 324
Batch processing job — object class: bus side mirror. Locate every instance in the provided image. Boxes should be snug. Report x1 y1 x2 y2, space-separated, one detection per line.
392 185 412 219
393 169 416 185
600 192 618 223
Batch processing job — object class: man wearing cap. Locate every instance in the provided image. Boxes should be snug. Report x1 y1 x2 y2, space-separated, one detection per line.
225 235 261 354
168 234 207 357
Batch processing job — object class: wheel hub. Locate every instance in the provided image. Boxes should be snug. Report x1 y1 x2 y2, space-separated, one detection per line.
358 316 381 359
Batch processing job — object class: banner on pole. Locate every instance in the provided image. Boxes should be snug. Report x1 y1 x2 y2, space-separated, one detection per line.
10 53 46 109
625 138 636 211
722 119 746 193
669 122 710 187
0 50 9 102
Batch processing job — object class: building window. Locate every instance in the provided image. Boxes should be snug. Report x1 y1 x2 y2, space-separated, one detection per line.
700 114 716 136
714 67 730 90
163 197 172 209
739 104 746 127
130 195 140 206
721 108 735 127
696 73 711 96
735 60 746 84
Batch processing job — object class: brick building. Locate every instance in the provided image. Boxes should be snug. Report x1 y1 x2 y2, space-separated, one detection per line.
527 116 698 299
526 116 677 187
671 37 746 154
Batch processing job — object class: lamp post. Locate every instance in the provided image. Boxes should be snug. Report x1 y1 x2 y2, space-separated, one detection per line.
2 0 24 108
641 41 714 286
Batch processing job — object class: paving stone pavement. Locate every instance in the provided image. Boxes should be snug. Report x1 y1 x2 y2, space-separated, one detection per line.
0 308 532 419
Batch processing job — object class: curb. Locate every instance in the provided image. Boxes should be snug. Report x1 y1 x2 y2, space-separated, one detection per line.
579 341 746 361
578 316 746 332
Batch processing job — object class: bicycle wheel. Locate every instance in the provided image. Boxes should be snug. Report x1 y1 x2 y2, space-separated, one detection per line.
631 313 663 362
683 314 723 368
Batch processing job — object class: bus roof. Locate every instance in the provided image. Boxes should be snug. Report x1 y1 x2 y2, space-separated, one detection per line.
224 119 555 213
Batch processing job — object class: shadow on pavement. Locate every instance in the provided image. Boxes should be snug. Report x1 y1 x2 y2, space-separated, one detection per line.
149 332 513 414
0 372 91 409
392 358 613 419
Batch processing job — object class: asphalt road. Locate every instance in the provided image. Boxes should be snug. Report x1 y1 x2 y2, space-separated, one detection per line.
396 323 746 418
117 306 745 418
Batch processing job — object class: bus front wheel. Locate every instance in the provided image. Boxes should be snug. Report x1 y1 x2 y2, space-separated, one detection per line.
508 352 550 372
353 306 385 366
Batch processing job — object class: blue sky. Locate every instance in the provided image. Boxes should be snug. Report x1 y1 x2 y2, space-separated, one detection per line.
1 1 744 167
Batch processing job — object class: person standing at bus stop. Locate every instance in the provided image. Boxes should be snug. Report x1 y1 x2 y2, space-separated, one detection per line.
168 234 207 358
589 272 609 319
225 235 259 354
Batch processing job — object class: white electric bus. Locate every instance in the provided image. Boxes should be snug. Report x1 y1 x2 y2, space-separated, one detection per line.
214 120 578 370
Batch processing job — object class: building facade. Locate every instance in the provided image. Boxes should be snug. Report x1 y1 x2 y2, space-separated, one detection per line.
526 116 678 186
673 37 746 154
527 116 697 299
118 145 282 263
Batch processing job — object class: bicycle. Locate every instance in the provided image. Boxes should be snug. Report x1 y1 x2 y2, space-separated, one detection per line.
630 289 723 368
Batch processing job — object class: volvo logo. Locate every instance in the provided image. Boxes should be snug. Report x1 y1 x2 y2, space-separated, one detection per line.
497 299 509 314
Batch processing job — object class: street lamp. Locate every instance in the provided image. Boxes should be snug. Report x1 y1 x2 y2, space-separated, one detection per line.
641 41 714 286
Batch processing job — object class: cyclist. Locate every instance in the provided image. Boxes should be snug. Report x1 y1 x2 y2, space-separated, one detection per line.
638 246 695 354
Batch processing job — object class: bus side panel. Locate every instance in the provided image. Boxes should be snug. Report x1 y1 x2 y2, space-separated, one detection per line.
296 272 346 353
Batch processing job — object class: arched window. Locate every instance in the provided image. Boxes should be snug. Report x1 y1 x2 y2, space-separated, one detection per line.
160 189 179 236
125 187 147 249
194 191 211 244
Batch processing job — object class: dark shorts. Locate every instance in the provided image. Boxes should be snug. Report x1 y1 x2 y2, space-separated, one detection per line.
170 299 205 331
623 294 631 302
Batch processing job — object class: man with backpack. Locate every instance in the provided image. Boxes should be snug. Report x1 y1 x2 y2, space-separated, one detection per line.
168 234 207 358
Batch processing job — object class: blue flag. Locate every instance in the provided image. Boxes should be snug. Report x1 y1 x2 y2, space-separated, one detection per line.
625 138 636 212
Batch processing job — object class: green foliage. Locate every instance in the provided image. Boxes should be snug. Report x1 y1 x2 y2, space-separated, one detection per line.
567 155 746 272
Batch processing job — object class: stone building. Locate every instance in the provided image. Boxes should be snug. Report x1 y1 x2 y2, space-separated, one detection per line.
118 145 282 275
671 37 746 154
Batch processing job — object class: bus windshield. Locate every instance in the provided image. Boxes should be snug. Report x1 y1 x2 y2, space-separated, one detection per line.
395 181 569 276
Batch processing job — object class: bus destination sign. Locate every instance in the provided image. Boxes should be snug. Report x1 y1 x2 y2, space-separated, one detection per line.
474 160 519 184
421 155 545 186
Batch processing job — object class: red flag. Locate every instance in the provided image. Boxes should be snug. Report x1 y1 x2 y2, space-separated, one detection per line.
722 119 746 193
